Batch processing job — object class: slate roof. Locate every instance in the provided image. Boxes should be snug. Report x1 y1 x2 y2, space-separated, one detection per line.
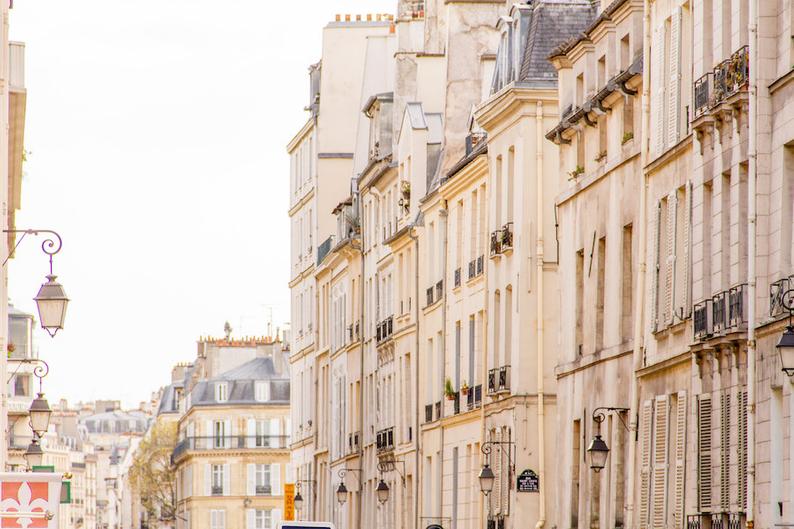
518 0 597 86
189 357 290 408
156 383 182 415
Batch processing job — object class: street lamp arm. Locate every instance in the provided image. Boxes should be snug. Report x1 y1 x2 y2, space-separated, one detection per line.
592 407 631 430
377 459 406 483
6 358 49 390
337 468 362 485
3 229 63 272
480 441 516 473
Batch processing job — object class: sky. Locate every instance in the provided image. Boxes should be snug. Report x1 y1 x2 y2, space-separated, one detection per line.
7 0 394 407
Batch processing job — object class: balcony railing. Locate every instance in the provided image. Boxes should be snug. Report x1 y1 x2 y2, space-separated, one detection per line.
468 259 477 280
713 291 728 333
376 316 394 344
490 230 502 257
728 512 746 529
348 431 361 454
317 236 334 266
498 365 511 392
424 404 433 423
434 401 442 421
172 435 289 460
686 515 702 529
426 286 435 306
376 427 395 453
487 368 497 394
501 223 513 252
436 280 443 301
466 384 483 410
693 72 712 117
728 283 748 328
712 513 729 529
477 255 484 275
452 392 461 415
211 486 223 496
693 299 713 341
770 275 794 317
454 268 461 288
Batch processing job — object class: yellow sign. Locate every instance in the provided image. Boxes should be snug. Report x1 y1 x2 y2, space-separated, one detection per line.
284 483 295 521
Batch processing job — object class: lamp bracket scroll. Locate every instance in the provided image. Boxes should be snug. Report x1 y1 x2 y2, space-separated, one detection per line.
480 441 516 474
7 358 49 392
3 229 63 272
377 458 406 484
592 406 631 431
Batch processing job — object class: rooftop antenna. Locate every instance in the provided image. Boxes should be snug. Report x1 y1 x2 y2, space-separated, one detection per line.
224 321 232 340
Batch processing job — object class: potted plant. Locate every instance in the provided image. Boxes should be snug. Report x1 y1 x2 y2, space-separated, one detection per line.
460 381 470 396
622 131 634 145
444 378 456 400
568 165 585 179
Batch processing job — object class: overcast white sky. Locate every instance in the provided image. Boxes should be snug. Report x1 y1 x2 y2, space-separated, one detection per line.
7 0 394 407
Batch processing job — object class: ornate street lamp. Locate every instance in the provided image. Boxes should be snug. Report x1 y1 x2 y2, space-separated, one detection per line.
777 325 794 376
29 392 52 438
3 229 69 337
375 479 389 504
587 407 630 472
294 490 304 512
478 464 495 495
24 439 44 468
336 482 348 505
478 441 514 497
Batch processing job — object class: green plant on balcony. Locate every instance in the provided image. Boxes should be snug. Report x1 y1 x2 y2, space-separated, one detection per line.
460 381 470 396
568 165 585 179
622 131 634 144
444 378 456 400
595 151 607 162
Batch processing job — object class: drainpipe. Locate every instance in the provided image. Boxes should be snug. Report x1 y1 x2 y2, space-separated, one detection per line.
409 225 421 529
534 100 546 529
746 0 758 525
351 226 365 529
625 2 651 528
439 203 449 525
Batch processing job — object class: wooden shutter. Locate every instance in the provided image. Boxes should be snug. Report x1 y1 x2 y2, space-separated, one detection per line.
223 463 231 496
271 418 281 448
673 392 687 529
682 182 693 316
697 394 712 511
720 393 730 509
204 463 212 497
247 419 256 448
652 395 670 529
652 24 666 154
224 419 232 448
667 7 682 145
738 391 748 509
639 400 654 529
272 509 282 529
665 194 678 325
650 202 662 332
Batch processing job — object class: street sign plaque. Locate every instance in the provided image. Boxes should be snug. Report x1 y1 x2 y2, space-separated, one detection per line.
516 469 539 493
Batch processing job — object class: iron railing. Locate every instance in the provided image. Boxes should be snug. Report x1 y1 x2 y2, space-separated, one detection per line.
468 259 477 279
693 72 712 117
376 427 394 453
426 286 435 306
466 384 483 410
434 401 442 421
686 515 702 529
172 435 289 461
713 291 728 333
770 275 793 317
477 255 484 275
436 279 444 301
693 299 713 341
317 236 334 266
452 392 460 415
498 365 511 392
454 268 461 288
712 512 729 529
712 46 749 105
490 231 502 257
376 316 394 343
501 222 514 251
424 404 433 423
347 431 361 454
728 512 746 529
728 283 748 328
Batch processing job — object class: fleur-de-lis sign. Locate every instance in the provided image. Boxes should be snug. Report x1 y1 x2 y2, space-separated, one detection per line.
0 482 50 528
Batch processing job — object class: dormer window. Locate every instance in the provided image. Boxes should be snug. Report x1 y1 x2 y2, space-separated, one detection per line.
255 381 270 402
215 383 228 403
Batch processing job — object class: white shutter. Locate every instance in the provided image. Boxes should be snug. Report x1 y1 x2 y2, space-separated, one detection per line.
652 395 669 529
271 463 281 495
246 509 255 529
224 420 232 448
272 509 282 529
247 419 256 448
650 201 662 332
223 463 231 496
187 422 195 438
677 181 692 318
210 510 217 529
220 510 226 529
247 464 255 496
667 7 682 145
665 193 678 325
639 400 654 529
204 463 212 496
652 24 666 154
271 418 281 448
719 393 730 509
673 391 687 529
738 391 748 509
698 394 712 511
206 420 213 444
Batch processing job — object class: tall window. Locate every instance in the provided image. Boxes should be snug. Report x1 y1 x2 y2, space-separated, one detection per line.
215 383 228 403
255 510 272 529
213 420 227 449
255 381 270 402
255 464 272 495
211 465 224 495
596 237 606 351
210 510 225 529
575 249 584 355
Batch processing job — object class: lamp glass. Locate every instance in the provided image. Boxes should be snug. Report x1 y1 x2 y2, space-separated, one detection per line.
478 464 495 494
776 325 794 375
294 491 303 511
587 434 610 472
376 479 389 504
336 482 348 505
34 275 69 337
29 393 52 437
24 440 44 468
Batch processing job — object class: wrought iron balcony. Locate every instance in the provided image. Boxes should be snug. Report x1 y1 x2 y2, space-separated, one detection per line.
468 259 477 280
376 427 395 453
211 485 223 496
490 230 502 257
255 485 272 495
376 316 394 344
501 223 514 252
436 279 444 300
686 515 702 529
348 431 361 454
171 435 289 461
466 384 483 410
693 299 713 341
712 46 750 105
713 290 728 333
434 401 442 421
712 512 730 529
452 392 461 415
477 255 484 275
728 283 748 328
728 512 745 529
770 275 793 317
424 404 433 423
498 365 511 392
454 268 461 288
487 368 497 394
693 72 712 117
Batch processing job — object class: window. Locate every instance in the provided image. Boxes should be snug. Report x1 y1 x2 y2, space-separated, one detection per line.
215 383 228 403
622 225 634 342
210 510 225 529
13 375 30 397
575 249 584 355
213 420 227 449
255 510 272 529
596 237 606 351
211 465 224 496
255 382 270 402
255 464 271 495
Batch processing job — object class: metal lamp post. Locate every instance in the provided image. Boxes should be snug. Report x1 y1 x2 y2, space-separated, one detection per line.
586 407 630 472
775 288 794 376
